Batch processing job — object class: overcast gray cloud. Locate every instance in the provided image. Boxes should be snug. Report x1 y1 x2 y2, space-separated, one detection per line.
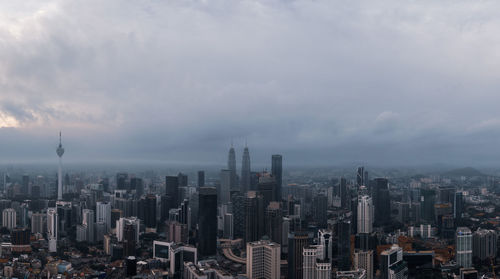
1 0 500 166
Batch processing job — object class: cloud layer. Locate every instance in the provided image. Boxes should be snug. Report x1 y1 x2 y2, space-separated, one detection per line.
1 0 500 166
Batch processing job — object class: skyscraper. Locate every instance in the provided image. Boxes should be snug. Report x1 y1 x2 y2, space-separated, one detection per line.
456 227 472 268
246 240 281 279
228 145 237 189
340 177 349 210
337 219 352 271
96 201 111 232
472 228 497 261
265 201 283 245
357 195 374 234
318 230 333 263
354 250 373 279
245 191 265 243
198 187 217 257
82 209 95 243
197 171 205 188
356 166 364 188
288 231 312 279
380 244 408 279
166 176 179 209
271 154 282 201
219 169 231 204
116 173 128 190
2 208 16 230
373 178 390 225
47 207 58 239
241 145 251 193
56 132 65 200
454 191 464 225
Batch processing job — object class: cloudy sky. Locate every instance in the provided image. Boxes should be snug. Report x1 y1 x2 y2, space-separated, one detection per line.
1 0 500 166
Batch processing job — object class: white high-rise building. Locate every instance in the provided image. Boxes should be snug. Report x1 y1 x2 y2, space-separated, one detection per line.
354 250 373 279
47 208 58 239
456 227 472 268
303 245 332 279
2 208 16 230
246 240 280 279
96 201 111 232
56 132 65 200
357 195 373 234
83 209 95 243
318 229 333 263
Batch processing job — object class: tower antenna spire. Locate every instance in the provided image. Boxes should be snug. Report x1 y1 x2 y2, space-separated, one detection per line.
59 131 62 145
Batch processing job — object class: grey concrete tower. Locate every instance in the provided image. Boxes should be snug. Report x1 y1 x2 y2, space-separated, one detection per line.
240 144 251 193
56 131 65 200
227 144 237 189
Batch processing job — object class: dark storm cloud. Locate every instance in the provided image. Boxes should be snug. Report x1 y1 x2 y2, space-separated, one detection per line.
1 0 500 166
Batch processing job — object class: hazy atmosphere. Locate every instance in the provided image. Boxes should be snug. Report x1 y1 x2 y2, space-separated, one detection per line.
1 0 500 166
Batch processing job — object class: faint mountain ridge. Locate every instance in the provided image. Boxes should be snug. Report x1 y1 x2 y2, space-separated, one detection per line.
442 167 486 177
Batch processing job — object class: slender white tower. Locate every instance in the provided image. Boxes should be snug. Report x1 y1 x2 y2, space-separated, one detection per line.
56 132 64 200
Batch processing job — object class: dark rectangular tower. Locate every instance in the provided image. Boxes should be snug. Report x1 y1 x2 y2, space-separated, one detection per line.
198 187 217 257
271 154 283 201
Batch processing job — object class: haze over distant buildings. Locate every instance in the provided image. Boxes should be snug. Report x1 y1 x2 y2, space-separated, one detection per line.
1 0 500 166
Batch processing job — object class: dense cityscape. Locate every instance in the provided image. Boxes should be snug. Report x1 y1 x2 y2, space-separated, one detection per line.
2 0 500 278
0 135 498 279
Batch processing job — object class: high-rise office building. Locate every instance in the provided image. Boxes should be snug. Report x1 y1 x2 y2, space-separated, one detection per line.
96 201 111 232
472 228 496 262
166 176 179 209
337 219 352 271
231 191 246 239
456 227 472 268
245 191 265 243
340 177 349 209
246 240 281 279
288 231 312 279
116 217 140 243
178 172 188 187
197 171 205 188
265 201 283 245
257 173 277 206
140 194 157 229
130 177 143 197
116 173 128 191
313 195 328 228
31 212 45 234
198 187 217 257
318 230 333 263
228 146 237 189
303 245 332 279
454 191 465 225
2 208 16 230
47 207 58 240
219 169 231 205
380 244 408 279
357 195 374 234
373 178 390 225
354 249 373 279
356 167 364 188
241 146 251 193
271 154 282 201
21 175 29 196
82 209 95 243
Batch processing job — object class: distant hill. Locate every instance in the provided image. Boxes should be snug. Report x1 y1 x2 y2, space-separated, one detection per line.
443 167 486 177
